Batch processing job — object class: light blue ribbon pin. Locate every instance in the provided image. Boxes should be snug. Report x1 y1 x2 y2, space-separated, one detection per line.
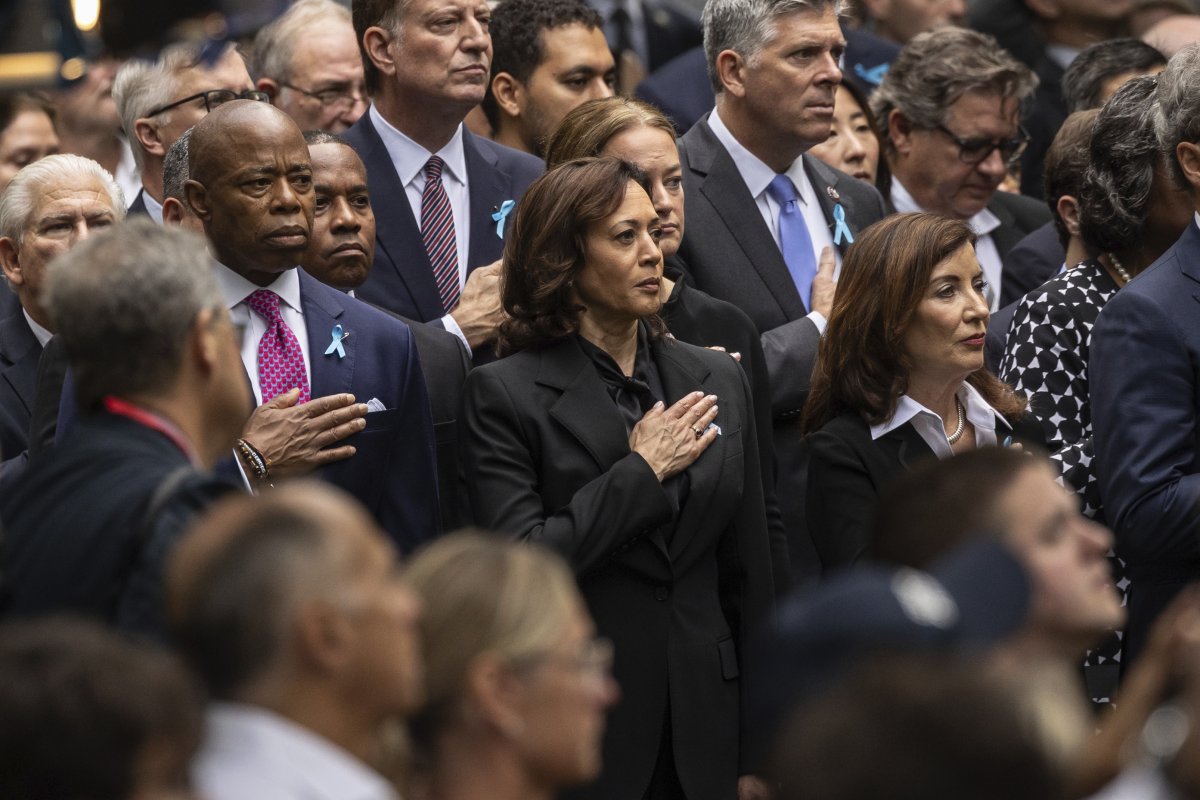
325 324 347 359
832 203 854 246
492 199 516 239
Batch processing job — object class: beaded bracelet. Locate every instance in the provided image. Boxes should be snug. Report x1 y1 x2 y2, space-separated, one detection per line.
235 438 270 483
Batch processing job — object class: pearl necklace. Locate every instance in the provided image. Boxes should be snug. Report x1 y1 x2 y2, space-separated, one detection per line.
946 396 966 445
1107 253 1132 284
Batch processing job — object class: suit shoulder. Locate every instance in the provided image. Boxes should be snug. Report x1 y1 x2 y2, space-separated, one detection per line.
335 290 418 343
473 136 545 182
990 190 1052 227
809 411 871 448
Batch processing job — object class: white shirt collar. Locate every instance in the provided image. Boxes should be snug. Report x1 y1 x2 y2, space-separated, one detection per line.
709 108 811 205
141 187 164 224
22 309 51 348
214 263 304 315
198 703 398 800
870 382 1012 456
1045 44 1080 72
890 177 1001 236
368 104 467 188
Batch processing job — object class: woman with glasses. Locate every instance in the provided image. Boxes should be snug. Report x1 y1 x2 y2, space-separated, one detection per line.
403 533 618 800
461 158 775 800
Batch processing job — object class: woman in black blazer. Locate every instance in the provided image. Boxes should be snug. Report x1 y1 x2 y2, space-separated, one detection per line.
802 213 1037 572
462 158 773 800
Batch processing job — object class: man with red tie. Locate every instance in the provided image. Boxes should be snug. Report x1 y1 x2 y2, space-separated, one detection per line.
185 99 441 552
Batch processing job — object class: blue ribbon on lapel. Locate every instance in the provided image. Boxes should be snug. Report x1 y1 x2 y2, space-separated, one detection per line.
492 199 516 239
324 324 348 358
854 63 889 86
832 203 854 246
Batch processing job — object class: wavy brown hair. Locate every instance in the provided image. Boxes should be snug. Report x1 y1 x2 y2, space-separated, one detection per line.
802 213 1025 434
498 157 656 355
544 96 676 167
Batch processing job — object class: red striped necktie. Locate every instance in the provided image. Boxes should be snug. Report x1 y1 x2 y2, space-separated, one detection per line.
421 155 461 313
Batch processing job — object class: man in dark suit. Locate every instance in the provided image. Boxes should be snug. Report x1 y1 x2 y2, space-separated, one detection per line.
112 42 258 220
345 0 543 360
300 131 473 529
0 154 125 475
674 0 887 579
0 221 246 629
1089 46 1200 665
185 100 441 552
871 27 1050 311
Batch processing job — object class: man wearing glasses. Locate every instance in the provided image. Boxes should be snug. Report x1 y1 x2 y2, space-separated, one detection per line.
872 26 1050 311
252 0 368 134
113 41 264 222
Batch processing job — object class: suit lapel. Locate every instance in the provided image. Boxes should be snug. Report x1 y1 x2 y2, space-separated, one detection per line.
0 312 38 369
804 155 862 258
351 113 445 317
878 422 936 469
463 130 508 273
986 194 1024 258
298 272 356 398
689 118 808 319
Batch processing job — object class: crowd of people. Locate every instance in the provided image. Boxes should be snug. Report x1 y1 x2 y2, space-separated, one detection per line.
4 0 1200 797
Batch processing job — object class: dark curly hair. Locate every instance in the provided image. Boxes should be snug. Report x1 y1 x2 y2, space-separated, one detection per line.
498 157 654 355
481 0 603 130
802 213 1025 434
1062 38 1165 115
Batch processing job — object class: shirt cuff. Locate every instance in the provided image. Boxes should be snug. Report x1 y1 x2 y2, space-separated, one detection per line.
232 448 258 494
808 310 828 334
440 313 472 356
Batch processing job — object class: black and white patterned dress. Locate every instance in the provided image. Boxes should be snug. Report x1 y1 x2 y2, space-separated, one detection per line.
998 259 1128 680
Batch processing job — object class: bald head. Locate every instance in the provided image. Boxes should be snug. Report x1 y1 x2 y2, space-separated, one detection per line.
184 100 315 284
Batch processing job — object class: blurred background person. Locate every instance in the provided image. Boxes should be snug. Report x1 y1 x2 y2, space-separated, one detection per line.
251 0 368 134
484 0 615 158
0 92 58 195
463 158 774 800
808 79 883 187
802 213 1038 571
1061 37 1167 116
545 96 788 588
0 618 204 800
51 56 140 201
858 0 967 46
404 533 619 800
168 483 423 800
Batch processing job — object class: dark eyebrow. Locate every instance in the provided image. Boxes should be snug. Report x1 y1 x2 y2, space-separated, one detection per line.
314 182 369 195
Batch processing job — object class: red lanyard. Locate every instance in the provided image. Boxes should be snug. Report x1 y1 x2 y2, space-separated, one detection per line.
102 396 199 465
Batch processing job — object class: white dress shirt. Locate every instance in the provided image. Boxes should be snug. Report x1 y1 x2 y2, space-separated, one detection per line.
708 108 840 331
214 264 310 406
869 381 1013 459
890 178 1004 311
368 104 471 349
114 137 140 208
22 310 50 348
140 186 165 224
194 703 400 800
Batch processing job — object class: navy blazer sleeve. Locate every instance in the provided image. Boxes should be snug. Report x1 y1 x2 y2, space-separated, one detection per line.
1090 289 1200 564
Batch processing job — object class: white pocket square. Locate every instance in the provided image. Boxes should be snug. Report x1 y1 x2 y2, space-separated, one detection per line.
365 398 387 413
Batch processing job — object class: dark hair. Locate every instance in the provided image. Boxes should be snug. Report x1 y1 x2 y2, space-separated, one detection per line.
870 447 1042 569
482 0 603 130
162 127 192 203
353 0 408 96
1042 109 1100 249
833 78 892 193
0 91 55 134
1062 38 1166 114
0 618 203 800
498 157 655 355
802 213 1025 433
1077 76 1161 259
545 95 676 168
769 656 1062 800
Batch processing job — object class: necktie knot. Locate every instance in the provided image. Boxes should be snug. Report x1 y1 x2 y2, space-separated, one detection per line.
767 174 798 211
425 155 445 182
244 289 283 323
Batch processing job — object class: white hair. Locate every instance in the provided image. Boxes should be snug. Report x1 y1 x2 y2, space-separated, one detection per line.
251 0 353 84
0 154 126 244
1154 43 1200 188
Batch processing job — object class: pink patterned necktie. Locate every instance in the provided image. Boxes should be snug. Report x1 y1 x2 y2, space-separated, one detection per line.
244 289 310 404
421 155 461 313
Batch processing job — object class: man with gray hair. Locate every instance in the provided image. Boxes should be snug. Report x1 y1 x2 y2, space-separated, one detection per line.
0 154 124 473
112 42 263 221
872 27 1050 309
252 0 368 133
674 0 887 581
1089 43 1200 666
0 221 248 632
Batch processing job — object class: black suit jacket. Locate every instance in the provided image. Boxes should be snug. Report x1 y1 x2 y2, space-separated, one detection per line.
675 113 888 579
127 188 150 218
999 220 1065 307
806 408 1045 572
990 193 1056 304
463 334 774 800
0 411 236 626
1020 55 1067 200
0 311 40 463
342 111 543 328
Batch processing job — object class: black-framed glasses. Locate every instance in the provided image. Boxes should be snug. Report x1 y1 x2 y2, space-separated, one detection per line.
934 124 1031 166
146 88 270 118
279 81 367 112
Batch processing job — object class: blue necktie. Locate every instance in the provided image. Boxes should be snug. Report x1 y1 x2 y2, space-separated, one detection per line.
766 174 817 311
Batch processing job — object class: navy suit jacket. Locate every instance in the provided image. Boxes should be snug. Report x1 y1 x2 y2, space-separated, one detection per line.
342 111 543 325
0 310 40 463
1090 220 1200 661
127 188 150 218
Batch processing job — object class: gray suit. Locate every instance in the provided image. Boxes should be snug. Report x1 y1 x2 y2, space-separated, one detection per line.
675 113 888 580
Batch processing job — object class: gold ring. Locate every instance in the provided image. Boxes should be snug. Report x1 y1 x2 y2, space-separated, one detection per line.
691 425 703 439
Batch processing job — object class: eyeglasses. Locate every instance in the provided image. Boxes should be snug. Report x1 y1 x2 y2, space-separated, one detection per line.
934 124 1031 166
279 81 368 113
516 638 615 680
146 88 271 118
